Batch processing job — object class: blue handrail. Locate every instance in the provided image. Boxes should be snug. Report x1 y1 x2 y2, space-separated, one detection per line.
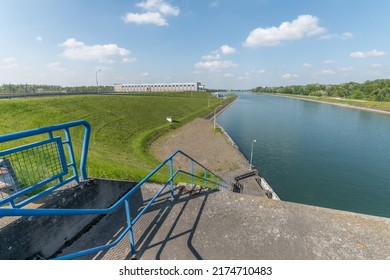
0 120 229 259
0 120 91 208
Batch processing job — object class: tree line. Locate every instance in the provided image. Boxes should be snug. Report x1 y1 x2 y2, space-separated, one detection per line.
0 84 113 94
252 79 390 102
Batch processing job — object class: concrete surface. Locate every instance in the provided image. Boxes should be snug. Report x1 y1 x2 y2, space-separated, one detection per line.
0 178 136 259
55 183 390 260
227 168 266 197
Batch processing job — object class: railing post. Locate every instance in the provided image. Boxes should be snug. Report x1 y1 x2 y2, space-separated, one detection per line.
203 168 207 189
80 123 91 181
190 159 194 185
124 198 136 255
64 128 79 183
169 159 174 198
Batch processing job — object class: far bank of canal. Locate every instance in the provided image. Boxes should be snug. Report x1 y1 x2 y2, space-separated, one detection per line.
217 92 390 218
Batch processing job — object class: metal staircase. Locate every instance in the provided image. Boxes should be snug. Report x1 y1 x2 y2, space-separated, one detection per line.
0 120 228 259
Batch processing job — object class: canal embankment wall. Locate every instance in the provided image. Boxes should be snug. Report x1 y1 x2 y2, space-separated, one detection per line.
211 96 280 200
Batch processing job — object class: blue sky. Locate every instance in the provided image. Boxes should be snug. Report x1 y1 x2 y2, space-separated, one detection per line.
1 0 389 89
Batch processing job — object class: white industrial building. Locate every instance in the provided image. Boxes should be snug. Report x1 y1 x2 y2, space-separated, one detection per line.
113 82 205 93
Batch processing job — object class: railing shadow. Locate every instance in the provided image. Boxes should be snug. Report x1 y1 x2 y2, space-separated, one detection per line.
81 185 216 260
132 186 217 260
68 184 216 260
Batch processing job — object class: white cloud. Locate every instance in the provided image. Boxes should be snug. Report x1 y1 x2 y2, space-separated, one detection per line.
368 70 382 77
237 69 266 80
59 38 136 63
340 32 354 39
244 15 326 47
321 69 336 75
134 71 152 82
350 49 386 58
338 67 355 72
3 57 16 63
121 57 137 64
0 57 18 70
202 45 236 60
36 36 43 43
324 59 335 64
47 62 67 72
137 0 179 16
202 53 221 61
320 32 353 40
202 45 237 60
253 69 266 74
282 73 299 79
123 0 179 26
220 45 237 55
237 75 250 80
123 12 168 26
196 44 238 71
370 63 383 68
303 63 312 67
195 60 238 71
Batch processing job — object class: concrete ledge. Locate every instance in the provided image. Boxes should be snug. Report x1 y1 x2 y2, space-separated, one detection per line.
0 178 136 259
2 181 389 260
133 185 390 260
193 191 390 259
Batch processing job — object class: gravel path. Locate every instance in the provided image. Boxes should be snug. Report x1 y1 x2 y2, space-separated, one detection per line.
151 118 248 177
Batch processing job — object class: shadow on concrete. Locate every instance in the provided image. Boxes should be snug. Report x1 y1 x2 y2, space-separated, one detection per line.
0 178 136 260
127 186 216 260
136 187 211 260
54 184 217 260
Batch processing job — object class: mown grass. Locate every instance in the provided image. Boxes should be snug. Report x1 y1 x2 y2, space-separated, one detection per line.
0 92 234 183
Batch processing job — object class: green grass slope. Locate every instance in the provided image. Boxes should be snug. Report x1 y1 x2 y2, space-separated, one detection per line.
0 92 232 182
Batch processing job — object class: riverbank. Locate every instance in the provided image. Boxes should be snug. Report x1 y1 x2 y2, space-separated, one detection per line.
151 104 280 199
269 93 390 116
204 95 238 121
151 118 249 177
150 88 242 174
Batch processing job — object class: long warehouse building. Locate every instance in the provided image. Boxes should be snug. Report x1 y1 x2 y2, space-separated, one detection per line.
114 82 205 93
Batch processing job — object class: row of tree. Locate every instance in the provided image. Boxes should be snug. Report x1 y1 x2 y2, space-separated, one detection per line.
252 79 390 102
0 84 113 94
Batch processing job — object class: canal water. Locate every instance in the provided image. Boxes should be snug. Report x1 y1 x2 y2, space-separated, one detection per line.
217 92 390 218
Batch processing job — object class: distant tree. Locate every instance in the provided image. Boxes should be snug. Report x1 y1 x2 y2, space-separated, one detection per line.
250 79 390 101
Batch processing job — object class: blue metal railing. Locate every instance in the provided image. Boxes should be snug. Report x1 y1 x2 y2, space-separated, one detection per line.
0 120 90 208
0 121 228 259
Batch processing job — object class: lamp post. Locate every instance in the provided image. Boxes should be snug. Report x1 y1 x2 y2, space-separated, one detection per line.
250 139 257 171
95 69 101 93
213 105 223 130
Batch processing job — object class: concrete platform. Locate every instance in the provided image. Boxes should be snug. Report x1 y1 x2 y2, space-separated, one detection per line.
58 183 390 260
224 168 269 197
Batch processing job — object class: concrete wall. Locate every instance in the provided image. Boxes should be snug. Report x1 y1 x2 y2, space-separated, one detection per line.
0 178 136 259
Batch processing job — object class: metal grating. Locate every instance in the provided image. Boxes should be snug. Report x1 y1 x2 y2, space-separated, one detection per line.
0 138 67 200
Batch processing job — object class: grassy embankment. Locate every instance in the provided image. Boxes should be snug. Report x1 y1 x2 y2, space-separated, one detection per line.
272 93 390 112
0 92 234 183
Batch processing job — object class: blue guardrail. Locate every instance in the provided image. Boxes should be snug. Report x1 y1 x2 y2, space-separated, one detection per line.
0 120 90 208
0 120 228 259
